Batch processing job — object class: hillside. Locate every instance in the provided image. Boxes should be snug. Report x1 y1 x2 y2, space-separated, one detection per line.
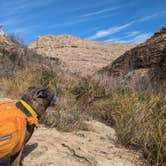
0 28 165 166
99 27 166 78
0 30 63 78
29 35 135 76
96 28 166 91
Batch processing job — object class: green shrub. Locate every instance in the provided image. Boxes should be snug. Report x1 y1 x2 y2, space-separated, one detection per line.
37 68 55 86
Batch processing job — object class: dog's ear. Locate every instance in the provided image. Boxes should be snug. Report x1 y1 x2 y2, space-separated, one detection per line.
35 88 48 99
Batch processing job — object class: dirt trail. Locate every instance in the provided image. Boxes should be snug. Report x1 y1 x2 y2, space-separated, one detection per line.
22 121 144 166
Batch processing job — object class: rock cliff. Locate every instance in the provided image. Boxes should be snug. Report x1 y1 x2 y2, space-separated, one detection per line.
29 35 135 76
99 27 166 79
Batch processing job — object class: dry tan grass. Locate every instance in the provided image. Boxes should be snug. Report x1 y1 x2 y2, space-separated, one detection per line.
1 68 165 165
1 68 36 98
108 92 166 166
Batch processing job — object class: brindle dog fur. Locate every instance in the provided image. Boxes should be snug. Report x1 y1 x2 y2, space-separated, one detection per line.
8 87 56 166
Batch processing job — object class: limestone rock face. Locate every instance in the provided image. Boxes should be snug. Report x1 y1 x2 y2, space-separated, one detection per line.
29 35 135 76
100 27 166 79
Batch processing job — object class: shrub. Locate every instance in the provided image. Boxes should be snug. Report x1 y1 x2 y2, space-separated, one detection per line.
1 68 36 98
86 91 166 166
109 93 166 166
7 32 25 46
71 78 106 111
36 68 55 86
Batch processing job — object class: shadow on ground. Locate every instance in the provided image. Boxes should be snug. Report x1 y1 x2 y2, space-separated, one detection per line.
22 143 38 159
0 143 38 166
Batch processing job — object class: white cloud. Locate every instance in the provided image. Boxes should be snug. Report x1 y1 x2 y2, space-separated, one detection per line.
131 32 152 43
125 31 140 37
49 13 116 29
105 32 152 44
105 37 130 43
135 11 166 23
138 14 159 22
0 0 55 34
87 9 166 40
88 21 134 39
0 0 54 18
80 7 119 17
79 3 133 18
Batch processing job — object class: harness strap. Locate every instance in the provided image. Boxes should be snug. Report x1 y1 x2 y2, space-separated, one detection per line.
27 117 39 127
20 100 38 118
20 100 39 127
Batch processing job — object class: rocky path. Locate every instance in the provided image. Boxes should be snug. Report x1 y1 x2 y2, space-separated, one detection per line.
22 121 144 166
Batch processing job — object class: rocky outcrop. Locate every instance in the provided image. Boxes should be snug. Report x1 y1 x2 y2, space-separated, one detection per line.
0 32 63 77
22 121 145 166
99 27 166 79
29 35 135 76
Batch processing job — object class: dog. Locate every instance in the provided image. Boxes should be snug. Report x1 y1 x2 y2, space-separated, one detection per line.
1 87 57 166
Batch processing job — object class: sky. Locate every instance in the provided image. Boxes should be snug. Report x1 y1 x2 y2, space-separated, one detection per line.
0 0 166 44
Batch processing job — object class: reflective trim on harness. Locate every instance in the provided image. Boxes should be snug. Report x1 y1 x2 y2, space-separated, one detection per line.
0 134 12 142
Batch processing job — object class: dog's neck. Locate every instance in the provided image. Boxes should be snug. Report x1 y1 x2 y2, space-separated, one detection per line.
16 101 40 120
16 101 37 142
16 101 31 117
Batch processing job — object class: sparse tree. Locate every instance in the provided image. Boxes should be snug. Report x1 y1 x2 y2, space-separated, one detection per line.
7 32 25 46
0 25 4 35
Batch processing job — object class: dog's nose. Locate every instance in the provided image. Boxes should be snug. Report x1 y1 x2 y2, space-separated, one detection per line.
50 95 58 106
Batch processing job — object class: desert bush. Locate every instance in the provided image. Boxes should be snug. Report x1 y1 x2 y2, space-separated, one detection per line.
1 67 62 96
88 92 165 166
7 32 25 46
109 92 166 166
1 68 37 98
36 68 55 86
42 75 86 131
43 99 84 131
71 78 107 111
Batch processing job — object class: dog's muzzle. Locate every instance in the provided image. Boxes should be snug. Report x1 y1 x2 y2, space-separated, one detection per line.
49 95 58 107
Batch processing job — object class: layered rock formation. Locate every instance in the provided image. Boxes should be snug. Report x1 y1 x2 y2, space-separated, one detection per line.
29 35 135 76
99 27 166 79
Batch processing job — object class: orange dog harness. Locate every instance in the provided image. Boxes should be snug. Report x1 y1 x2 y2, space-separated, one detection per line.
0 101 38 159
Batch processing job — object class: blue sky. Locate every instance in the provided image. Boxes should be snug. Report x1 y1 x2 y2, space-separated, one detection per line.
0 0 166 44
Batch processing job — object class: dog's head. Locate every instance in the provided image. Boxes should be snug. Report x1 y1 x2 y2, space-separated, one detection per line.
21 87 57 119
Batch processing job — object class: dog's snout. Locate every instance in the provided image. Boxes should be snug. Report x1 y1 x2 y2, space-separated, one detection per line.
50 95 58 106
